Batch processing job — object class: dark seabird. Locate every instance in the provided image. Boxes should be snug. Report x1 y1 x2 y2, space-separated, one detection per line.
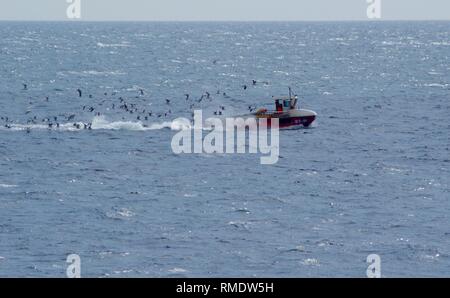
252 80 257 85
77 89 82 97
23 84 28 90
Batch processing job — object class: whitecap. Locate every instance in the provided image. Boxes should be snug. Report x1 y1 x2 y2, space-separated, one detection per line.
183 194 197 198
430 42 450 46
0 184 17 188
97 42 132 48
106 208 135 219
301 258 319 266
273 71 290 75
424 83 447 88
57 70 126 76
168 268 188 273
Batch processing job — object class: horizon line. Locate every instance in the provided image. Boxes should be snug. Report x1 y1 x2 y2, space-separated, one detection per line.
0 19 449 22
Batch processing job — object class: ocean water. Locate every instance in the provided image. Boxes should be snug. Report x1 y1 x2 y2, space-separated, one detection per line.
0 21 449 277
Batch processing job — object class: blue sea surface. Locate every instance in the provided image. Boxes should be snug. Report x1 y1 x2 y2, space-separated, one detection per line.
0 21 449 277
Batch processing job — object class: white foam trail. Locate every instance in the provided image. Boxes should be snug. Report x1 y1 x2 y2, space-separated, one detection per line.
91 116 149 131
1 123 84 132
0 116 191 132
91 116 191 131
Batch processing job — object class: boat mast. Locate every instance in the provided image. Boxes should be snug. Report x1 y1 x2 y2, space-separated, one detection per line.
289 87 298 109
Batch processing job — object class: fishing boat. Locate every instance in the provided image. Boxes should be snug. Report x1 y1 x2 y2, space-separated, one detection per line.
252 89 317 128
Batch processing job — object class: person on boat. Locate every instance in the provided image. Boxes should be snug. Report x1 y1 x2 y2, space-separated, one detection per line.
275 99 283 112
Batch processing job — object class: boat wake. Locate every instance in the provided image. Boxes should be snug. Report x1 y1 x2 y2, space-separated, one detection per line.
0 116 191 132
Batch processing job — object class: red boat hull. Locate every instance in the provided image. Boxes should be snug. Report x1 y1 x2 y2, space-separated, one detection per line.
263 115 316 128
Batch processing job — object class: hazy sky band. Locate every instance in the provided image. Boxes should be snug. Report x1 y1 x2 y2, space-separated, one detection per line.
0 0 449 21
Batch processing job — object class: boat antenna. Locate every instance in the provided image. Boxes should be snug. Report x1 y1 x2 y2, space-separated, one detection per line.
288 87 292 100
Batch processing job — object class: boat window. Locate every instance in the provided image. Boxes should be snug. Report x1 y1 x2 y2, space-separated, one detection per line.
283 100 290 107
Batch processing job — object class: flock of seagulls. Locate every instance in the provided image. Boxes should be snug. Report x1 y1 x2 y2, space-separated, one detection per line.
2 79 265 132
